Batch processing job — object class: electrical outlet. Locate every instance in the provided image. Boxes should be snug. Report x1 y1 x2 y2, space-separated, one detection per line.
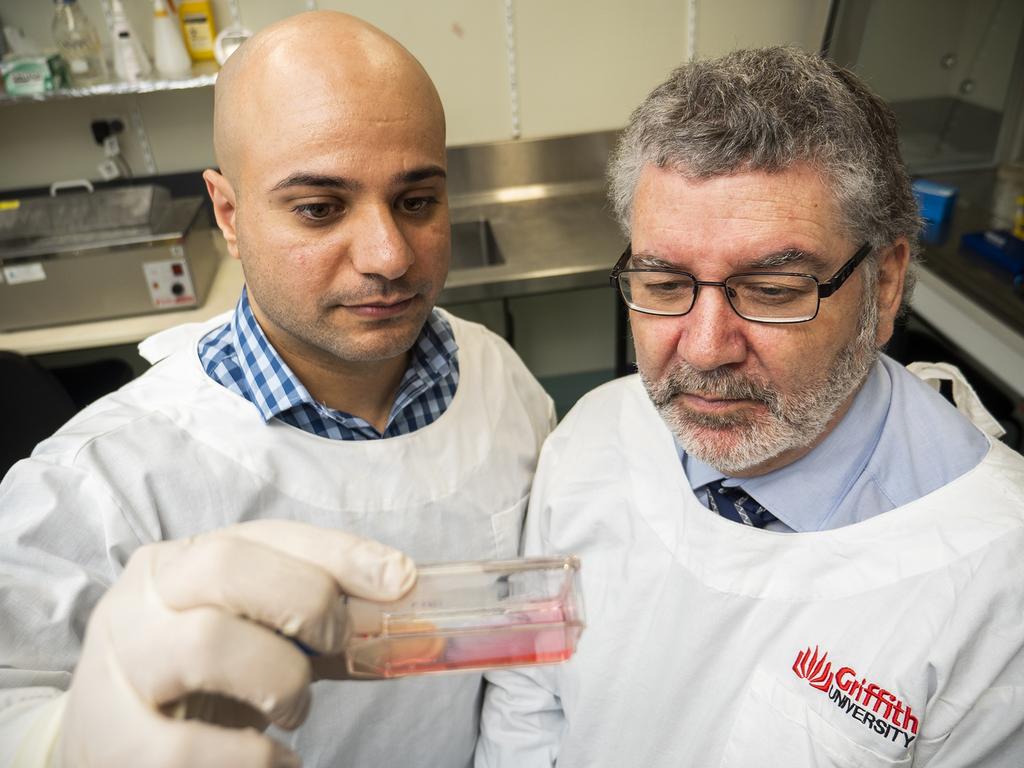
97 158 122 180
102 135 121 157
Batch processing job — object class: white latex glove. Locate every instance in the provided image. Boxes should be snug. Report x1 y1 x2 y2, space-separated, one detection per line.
57 520 416 767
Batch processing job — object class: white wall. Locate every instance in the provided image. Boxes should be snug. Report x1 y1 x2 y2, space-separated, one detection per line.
513 0 689 139
697 0 827 58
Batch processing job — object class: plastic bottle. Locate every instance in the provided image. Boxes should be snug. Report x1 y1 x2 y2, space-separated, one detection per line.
178 1 217 62
0 11 7 61
152 0 191 78
51 0 108 86
109 0 152 82
993 162 1024 235
1014 195 1024 241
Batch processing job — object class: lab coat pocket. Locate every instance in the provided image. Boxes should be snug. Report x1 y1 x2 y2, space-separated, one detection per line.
490 494 529 559
720 669 912 768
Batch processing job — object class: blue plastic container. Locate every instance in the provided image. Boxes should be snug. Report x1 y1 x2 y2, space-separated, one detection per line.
912 179 958 244
960 229 1024 289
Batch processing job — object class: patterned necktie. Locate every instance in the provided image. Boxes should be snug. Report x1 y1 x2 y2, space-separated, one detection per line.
705 481 776 529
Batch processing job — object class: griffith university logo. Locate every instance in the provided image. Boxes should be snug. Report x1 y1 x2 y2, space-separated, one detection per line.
792 646 918 749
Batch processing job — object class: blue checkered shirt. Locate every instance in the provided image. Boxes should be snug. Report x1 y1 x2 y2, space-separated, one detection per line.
198 289 459 439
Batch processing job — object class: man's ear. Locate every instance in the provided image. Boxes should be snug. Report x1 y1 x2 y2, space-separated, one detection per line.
203 169 240 260
874 237 911 348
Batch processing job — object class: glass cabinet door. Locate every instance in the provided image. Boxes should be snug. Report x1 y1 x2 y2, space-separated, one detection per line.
823 0 1024 173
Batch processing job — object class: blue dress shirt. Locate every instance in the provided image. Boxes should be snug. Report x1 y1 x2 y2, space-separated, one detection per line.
198 289 459 440
684 355 990 532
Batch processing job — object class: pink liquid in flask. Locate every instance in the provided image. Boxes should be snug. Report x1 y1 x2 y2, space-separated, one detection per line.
350 603 583 678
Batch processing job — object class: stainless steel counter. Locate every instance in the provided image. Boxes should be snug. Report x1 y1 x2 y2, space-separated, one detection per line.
444 182 623 304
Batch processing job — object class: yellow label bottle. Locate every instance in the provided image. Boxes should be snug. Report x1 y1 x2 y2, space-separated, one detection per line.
178 0 216 61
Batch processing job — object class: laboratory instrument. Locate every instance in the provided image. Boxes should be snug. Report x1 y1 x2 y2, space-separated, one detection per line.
0 183 218 331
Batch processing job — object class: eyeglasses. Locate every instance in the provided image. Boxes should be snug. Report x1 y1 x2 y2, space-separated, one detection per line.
609 242 872 324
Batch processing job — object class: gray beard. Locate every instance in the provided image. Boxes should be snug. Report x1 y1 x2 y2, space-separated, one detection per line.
641 308 879 475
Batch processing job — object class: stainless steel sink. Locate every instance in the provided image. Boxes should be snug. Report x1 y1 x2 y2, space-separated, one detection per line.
450 219 504 270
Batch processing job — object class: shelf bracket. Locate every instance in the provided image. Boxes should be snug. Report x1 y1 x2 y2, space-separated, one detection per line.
129 100 158 176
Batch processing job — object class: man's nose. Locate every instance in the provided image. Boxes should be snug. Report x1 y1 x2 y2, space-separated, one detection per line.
673 284 748 371
348 205 415 281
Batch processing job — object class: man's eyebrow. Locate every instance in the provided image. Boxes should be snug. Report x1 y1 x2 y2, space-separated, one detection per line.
746 248 830 272
269 173 359 193
631 253 681 270
630 248 832 273
392 165 447 185
268 166 446 194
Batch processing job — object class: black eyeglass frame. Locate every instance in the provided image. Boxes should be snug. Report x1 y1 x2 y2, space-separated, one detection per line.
608 241 873 324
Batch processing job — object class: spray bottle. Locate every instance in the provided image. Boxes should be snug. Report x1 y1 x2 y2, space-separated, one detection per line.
109 0 152 81
152 0 191 77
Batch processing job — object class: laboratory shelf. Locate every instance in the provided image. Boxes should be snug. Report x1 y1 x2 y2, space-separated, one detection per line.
0 63 218 106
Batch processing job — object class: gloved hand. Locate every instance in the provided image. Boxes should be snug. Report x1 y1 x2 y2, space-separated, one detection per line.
58 520 416 767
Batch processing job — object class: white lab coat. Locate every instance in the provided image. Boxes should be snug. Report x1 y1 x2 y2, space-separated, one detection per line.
0 309 555 768
477 372 1024 768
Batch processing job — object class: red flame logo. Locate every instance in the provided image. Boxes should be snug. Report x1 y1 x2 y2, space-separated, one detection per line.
793 646 833 692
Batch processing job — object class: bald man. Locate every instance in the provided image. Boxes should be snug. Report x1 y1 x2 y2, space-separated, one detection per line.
0 12 554 767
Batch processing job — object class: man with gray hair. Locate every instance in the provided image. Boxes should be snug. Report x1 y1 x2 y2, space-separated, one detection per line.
476 47 1024 767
